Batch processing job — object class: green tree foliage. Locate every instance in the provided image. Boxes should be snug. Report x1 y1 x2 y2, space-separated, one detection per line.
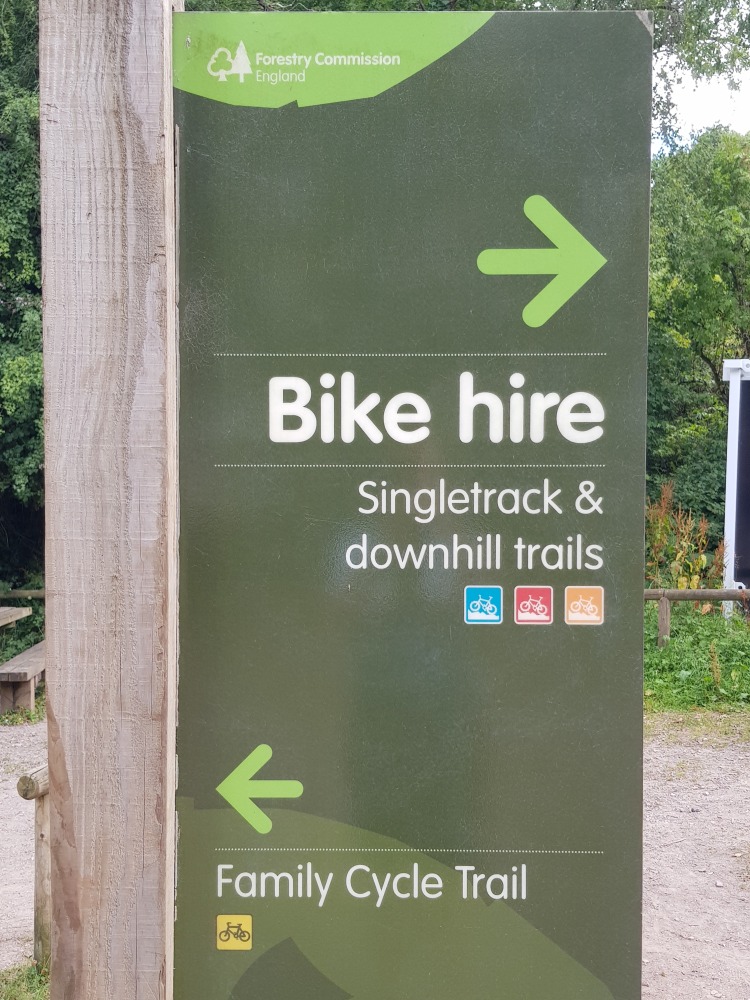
648 128 750 538
0 0 43 580
651 128 750 389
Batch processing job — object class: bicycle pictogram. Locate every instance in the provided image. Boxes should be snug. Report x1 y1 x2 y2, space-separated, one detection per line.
514 586 553 624
570 594 598 616
469 594 498 616
218 922 251 943
520 595 548 615
565 586 604 625
216 915 253 950
464 586 503 624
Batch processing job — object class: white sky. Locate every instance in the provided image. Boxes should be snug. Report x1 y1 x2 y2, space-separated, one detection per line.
670 69 750 141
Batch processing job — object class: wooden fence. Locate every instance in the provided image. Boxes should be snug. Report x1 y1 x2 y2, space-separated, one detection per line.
644 588 750 647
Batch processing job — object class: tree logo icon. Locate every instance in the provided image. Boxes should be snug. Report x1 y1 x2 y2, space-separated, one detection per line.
207 41 252 83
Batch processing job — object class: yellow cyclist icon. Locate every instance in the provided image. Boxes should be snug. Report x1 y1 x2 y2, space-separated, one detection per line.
216 915 253 950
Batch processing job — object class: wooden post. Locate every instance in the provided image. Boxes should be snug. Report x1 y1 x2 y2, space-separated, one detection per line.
18 766 52 968
34 790 52 967
39 2 180 997
657 595 671 647
644 588 750 647
17 764 49 801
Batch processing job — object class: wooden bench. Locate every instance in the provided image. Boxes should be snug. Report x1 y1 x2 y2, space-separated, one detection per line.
0 640 46 713
0 605 32 628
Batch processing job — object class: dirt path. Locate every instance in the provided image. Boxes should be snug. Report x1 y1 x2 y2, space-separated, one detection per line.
2 714 750 994
0 719 47 970
643 713 750 998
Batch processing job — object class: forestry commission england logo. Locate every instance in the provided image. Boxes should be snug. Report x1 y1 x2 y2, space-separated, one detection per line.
207 41 252 83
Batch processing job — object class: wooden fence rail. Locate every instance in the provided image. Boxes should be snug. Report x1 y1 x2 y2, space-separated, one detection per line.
17 764 51 969
644 588 750 647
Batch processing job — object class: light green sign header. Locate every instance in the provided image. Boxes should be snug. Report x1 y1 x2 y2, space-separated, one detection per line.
173 12 492 108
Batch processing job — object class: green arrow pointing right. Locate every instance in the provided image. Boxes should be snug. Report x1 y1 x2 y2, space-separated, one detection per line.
477 195 607 327
217 744 303 834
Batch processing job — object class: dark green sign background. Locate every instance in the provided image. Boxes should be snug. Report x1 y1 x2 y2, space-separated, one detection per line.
174 13 651 1000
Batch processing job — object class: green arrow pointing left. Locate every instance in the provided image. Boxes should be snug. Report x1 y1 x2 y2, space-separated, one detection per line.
216 744 303 834
477 195 607 327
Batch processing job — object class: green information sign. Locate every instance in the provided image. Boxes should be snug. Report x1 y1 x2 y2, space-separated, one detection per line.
173 12 651 999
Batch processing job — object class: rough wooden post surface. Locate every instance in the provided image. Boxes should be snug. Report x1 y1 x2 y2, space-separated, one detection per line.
17 766 52 969
17 764 50 801
39 2 180 997
657 595 671 647
34 790 52 967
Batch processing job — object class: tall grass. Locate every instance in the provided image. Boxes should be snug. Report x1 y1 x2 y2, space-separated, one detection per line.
645 602 750 710
0 964 49 1000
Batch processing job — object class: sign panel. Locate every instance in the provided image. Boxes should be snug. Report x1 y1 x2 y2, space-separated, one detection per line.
723 360 750 589
173 13 651 1000
735 381 750 584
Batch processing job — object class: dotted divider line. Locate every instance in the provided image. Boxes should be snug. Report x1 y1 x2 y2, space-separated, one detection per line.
215 463 607 469
214 847 605 855
214 351 607 358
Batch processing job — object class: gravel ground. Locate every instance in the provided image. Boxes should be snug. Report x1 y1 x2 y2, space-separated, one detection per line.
0 719 47 970
1 713 749 995
642 713 750 999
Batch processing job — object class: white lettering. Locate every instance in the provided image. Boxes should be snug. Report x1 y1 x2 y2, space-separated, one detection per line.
459 372 503 443
382 392 431 443
556 392 605 443
268 377 316 442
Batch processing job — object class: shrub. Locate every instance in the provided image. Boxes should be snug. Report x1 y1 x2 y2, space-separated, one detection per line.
645 481 723 589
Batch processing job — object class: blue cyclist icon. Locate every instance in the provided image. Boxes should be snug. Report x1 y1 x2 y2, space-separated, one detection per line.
464 586 503 624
